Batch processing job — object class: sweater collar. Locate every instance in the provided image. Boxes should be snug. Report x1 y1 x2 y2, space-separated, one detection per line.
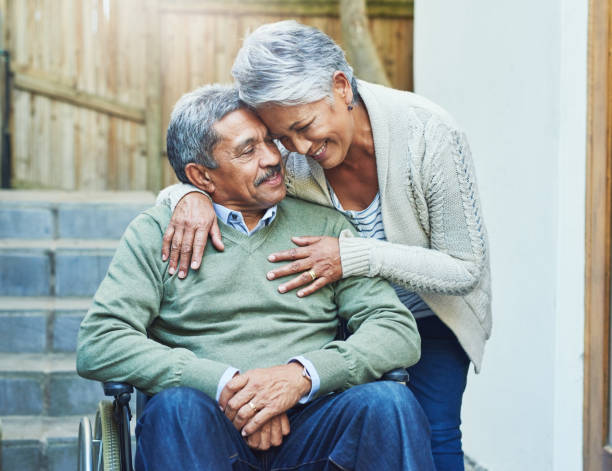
355 80 390 196
303 80 391 199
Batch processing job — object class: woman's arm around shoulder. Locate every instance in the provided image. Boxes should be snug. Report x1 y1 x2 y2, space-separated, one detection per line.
156 183 224 278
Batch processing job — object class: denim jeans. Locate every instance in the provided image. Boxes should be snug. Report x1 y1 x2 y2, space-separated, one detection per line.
135 381 435 471
407 316 470 471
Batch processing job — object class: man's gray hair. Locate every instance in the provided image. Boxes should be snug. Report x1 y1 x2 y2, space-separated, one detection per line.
231 20 359 107
166 84 244 183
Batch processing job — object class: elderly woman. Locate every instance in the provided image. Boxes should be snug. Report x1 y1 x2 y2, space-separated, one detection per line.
158 20 491 471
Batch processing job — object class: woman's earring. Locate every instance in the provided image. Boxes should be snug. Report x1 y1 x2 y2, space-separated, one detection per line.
348 105 353 111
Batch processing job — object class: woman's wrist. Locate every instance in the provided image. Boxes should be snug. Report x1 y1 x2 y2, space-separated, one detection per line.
169 184 209 212
338 229 371 278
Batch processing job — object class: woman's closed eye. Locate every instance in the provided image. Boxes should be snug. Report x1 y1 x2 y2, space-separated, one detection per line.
296 119 314 133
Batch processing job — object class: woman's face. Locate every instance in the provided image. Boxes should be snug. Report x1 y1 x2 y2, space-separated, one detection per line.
256 74 355 170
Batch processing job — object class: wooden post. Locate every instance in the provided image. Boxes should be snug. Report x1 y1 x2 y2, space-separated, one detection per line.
339 0 391 87
145 0 162 192
0 0 9 188
584 0 612 469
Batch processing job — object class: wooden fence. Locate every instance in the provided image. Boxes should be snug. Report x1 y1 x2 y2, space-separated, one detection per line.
0 0 413 191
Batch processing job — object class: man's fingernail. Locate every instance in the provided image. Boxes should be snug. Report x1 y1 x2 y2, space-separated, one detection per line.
219 405 223 411
162 254 167 261
279 286 286 293
191 262 198 269
297 291 304 297
267 272 275 280
241 430 247 437
268 255 275 261
179 270 185 278
169 267 175 275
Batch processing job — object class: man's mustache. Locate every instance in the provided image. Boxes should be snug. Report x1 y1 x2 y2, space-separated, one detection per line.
254 164 282 187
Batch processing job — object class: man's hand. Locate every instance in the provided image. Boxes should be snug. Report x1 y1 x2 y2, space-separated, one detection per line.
245 413 290 450
218 363 311 436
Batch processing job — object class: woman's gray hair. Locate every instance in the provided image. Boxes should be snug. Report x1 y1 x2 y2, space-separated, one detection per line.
231 20 359 107
166 84 244 183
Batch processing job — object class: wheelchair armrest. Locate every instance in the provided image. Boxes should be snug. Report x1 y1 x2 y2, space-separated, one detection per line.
380 368 409 383
103 381 134 398
101 382 135 471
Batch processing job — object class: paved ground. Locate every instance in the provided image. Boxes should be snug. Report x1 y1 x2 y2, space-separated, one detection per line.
465 454 489 470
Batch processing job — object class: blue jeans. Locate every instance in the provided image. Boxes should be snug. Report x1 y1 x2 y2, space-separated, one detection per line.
135 381 435 470
407 316 470 471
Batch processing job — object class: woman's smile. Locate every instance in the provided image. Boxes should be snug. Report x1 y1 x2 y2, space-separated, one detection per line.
309 140 328 160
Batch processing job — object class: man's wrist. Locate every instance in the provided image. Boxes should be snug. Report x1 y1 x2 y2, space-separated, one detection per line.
287 362 311 396
216 366 240 402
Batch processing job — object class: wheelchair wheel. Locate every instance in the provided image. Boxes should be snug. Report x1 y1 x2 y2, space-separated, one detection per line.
78 416 93 471
93 400 122 471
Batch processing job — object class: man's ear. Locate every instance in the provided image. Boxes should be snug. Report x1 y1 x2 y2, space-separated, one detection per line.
185 163 215 194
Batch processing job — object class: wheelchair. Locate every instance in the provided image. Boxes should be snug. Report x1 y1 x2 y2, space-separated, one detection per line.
78 315 409 470
77 368 409 471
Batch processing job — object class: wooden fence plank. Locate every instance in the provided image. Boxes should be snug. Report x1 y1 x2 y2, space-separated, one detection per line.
145 0 163 191
13 71 145 122
8 0 412 190
160 0 414 18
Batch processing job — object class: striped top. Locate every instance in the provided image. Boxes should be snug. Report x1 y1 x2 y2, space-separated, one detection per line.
328 185 432 319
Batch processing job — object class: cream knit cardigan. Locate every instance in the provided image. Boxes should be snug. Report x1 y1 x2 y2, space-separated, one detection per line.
158 80 492 373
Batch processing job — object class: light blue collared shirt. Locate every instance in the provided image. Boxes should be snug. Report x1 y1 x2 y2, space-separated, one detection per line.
212 202 320 404
213 203 278 236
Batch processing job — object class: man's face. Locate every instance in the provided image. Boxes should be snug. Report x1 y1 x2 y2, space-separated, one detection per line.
208 109 286 212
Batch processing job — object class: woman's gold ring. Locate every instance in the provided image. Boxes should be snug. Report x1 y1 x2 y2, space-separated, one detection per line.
248 401 257 412
308 270 317 281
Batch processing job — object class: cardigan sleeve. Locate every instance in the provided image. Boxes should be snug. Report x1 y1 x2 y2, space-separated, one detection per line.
156 182 209 212
339 126 488 296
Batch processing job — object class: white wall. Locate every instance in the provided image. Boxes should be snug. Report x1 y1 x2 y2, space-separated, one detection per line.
413 1 587 470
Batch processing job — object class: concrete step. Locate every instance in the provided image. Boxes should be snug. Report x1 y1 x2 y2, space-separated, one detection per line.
0 191 154 470
1 415 89 471
0 240 118 297
0 354 104 417
0 190 155 240
2 413 137 471
0 297 91 354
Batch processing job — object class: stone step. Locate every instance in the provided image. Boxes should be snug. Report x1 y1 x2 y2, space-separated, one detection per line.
0 297 91 354
1 415 88 471
0 241 117 297
0 354 104 417
1 413 137 471
0 190 155 240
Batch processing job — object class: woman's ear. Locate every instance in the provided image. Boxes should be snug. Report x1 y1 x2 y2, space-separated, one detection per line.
185 163 215 194
332 71 353 105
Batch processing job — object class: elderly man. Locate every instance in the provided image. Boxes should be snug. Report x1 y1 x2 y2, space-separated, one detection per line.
76 84 434 471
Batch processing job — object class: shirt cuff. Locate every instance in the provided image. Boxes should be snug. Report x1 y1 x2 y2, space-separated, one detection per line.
215 366 240 402
288 356 320 404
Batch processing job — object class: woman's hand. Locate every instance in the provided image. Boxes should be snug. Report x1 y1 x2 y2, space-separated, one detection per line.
266 236 342 296
161 192 224 278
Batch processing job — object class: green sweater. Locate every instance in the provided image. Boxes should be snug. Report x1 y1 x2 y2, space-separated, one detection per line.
76 197 420 400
